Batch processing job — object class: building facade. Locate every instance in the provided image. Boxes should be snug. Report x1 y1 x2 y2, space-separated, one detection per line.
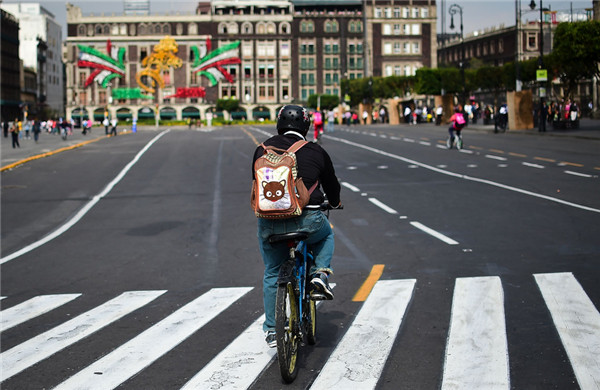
1 2 64 117
64 0 437 122
1 9 21 122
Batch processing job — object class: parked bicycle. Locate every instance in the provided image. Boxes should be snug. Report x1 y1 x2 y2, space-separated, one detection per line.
270 202 341 383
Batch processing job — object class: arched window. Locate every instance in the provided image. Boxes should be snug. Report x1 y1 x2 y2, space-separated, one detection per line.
229 22 239 34
301 20 314 33
279 22 290 34
188 23 197 35
95 25 102 35
219 22 228 34
78 25 86 36
267 22 276 34
257 22 266 34
103 25 110 35
138 24 147 35
155 25 161 34
163 24 170 34
242 22 253 34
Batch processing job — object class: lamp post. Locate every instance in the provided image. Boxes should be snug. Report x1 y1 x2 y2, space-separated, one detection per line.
449 4 465 106
529 0 549 130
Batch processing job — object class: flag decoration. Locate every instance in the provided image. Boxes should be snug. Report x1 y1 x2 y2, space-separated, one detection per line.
191 38 241 86
77 40 126 88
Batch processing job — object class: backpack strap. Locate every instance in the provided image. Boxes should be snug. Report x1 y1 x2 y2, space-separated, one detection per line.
287 140 308 154
307 180 319 194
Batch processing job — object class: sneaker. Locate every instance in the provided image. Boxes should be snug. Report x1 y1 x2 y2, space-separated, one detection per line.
310 272 334 300
265 331 277 348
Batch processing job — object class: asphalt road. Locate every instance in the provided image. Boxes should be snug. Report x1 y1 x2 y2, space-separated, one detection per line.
1 123 599 389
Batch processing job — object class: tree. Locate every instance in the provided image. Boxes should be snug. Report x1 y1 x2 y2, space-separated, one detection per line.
216 98 240 113
307 94 340 110
550 21 600 99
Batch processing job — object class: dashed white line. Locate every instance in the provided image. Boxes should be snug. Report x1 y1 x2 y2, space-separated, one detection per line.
368 198 398 214
410 222 459 245
485 154 507 161
523 162 545 169
342 182 361 192
565 170 593 178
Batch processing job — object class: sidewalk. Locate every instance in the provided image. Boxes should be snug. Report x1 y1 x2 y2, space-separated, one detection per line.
466 117 600 140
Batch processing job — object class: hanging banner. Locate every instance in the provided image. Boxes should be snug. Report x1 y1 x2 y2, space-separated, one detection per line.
77 40 126 88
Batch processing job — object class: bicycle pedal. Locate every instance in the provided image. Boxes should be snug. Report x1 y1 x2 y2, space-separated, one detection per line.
310 293 328 301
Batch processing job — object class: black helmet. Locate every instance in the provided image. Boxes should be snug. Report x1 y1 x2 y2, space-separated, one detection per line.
277 105 310 136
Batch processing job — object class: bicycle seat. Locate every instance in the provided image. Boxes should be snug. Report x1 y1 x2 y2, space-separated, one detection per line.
268 232 308 244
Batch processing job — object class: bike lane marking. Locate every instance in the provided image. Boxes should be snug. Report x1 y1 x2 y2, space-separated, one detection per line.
535 272 600 390
310 279 416 389
1 290 166 382
441 276 509 390
410 222 459 245
0 130 170 265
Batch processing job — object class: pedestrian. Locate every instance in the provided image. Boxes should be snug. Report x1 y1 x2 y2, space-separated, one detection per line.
379 107 386 123
24 120 31 139
3 119 8 138
110 118 118 136
103 117 110 134
327 110 335 132
10 120 20 148
436 105 443 125
404 105 412 124
539 100 547 132
32 118 42 142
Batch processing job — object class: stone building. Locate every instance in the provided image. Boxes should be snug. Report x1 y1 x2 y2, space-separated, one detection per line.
64 0 437 122
1 9 21 122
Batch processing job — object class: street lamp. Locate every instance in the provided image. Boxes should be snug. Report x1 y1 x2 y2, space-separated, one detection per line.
449 3 465 106
529 0 546 68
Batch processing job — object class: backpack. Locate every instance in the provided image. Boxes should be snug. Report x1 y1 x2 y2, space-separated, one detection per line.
454 113 466 129
251 140 317 219
313 112 323 125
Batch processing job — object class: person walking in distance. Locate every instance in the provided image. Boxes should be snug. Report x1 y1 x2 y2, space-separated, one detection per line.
252 105 342 347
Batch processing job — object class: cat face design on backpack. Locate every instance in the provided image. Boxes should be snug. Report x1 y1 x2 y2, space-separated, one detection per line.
262 180 286 202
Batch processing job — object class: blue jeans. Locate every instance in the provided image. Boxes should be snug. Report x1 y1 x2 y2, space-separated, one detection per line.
257 210 334 332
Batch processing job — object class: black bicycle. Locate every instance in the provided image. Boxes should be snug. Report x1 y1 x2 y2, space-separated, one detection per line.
270 203 340 383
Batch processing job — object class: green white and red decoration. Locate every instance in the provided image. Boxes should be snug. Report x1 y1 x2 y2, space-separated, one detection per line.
78 40 126 88
191 38 241 86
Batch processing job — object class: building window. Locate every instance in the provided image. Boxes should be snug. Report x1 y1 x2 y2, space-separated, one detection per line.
412 42 420 53
384 43 392 55
499 39 504 53
374 8 382 18
527 33 537 51
412 8 419 18
301 20 314 33
394 7 401 18
394 42 401 54
78 25 86 36
383 24 392 35
411 24 420 35
402 7 409 18
422 8 429 18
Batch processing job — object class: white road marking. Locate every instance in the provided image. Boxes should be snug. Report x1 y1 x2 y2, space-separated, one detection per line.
54 288 252 390
1 294 81 332
565 170 593 178
324 135 600 213
0 130 171 264
183 292 332 389
403 138 416 143
409 221 459 245
419 141 431 146
535 273 600 390
459 149 474 154
441 276 509 390
310 279 416 389
485 154 507 161
522 162 545 169
341 182 361 192
1 290 166 382
368 198 398 214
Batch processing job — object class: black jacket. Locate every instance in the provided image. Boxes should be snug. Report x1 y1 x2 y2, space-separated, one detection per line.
252 132 341 208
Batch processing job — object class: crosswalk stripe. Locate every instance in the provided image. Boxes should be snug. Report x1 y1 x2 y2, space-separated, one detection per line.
181 286 334 389
310 279 416 389
181 314 275 389
54 287 253 390
441 276 509 390
1 294 81 332
0 290 166 382
535 272 600 389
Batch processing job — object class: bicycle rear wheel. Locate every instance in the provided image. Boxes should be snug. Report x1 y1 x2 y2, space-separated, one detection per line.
275 282 299 383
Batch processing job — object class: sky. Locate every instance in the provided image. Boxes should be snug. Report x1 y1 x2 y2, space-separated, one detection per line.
5 0 594 37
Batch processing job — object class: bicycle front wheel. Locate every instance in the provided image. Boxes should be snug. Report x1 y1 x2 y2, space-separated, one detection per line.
275 282 299 383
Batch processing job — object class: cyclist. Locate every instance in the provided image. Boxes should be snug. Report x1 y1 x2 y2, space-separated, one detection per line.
252 104 342 347
447 106 466 149
312 110 324 142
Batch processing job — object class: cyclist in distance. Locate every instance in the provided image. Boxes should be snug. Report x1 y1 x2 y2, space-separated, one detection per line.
447 105 466 149
252 104 342 347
